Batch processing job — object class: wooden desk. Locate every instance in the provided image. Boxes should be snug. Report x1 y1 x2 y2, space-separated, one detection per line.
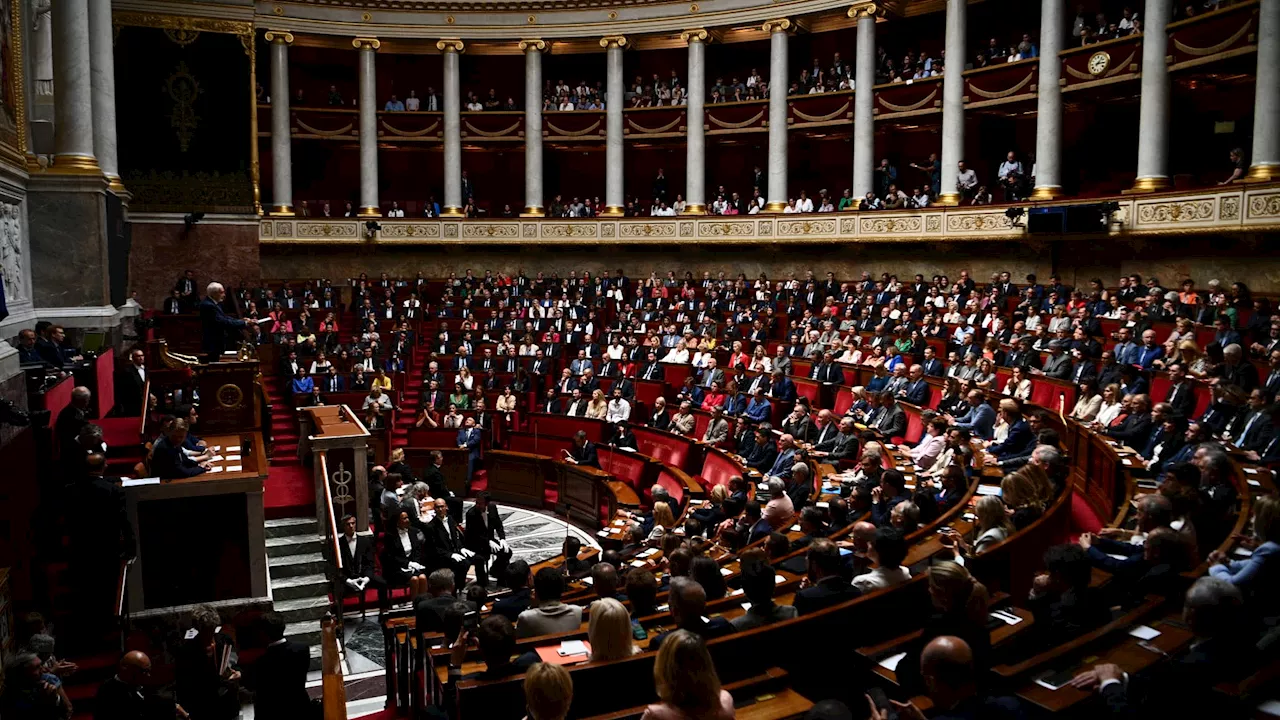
125 432 269 611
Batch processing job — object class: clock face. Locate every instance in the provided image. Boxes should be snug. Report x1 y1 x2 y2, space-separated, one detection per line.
217 383 245 409
1088 52 1110 76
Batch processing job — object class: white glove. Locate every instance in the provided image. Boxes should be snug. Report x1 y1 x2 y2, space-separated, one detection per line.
451 553 465 563
499 539 510 552
489 540 502 553
407 561 424 572
460 548 476 559
345 578 363 591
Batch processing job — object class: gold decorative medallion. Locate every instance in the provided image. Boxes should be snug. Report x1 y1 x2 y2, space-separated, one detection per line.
1087 51 1110 76
217 383 245 409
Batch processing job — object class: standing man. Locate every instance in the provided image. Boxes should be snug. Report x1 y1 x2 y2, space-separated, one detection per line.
457 417 482 488
464 492 512 589
199 282 250 363
247 613 312 719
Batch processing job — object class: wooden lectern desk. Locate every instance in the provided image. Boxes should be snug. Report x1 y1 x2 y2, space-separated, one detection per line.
299 405 372 535
125 432 269 611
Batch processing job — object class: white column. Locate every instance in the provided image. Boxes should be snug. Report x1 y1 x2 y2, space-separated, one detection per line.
52 0 97 172
88 0 121 191
764 19 791 212
937 0 966 204
601 36 627 216
520 40 546 215
33 1 52 96
683 29 709 214
850 5 878 199
266 32 295 215
1032 0 1065 199
439 39 465 216
1131 0 1172 192
1249 0 1280 181
354 38 381 216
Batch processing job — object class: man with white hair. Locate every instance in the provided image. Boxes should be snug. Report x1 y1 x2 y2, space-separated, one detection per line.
199 282 251 362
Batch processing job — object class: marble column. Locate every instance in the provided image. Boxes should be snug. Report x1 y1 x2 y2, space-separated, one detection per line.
850 5 878 200
438 39 465 216
1031 0 1065 200
937 0 966 205
266 31 295 215
87 0 122 192
1249 0 1280 180
354 38 381 216
682 29 709 215
601 36 627 216
763 19 791 212
520 39 547 216
1131 0 1172 192
51 0 98 172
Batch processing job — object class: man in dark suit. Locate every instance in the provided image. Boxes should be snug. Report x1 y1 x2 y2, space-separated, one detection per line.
898 365 930 406
199 282 250 362
638 352 663 381
1027 544 1111 649
151 419 209 479
423 498 474 594
116 349 150 416
1039 341 1073 380
1163 363 1197 419
457 417 482 482
811 352 843 384
175 270 198 310
464 492 512 588
95 651 181 720
414 568 474 633
248 612 312 720
648 577 735 652
873 393 908 440
564 430 600 468
66 453 135 630
541 387 563 414
1106 394 1154 447
55 386 92 472
987 401 1036 461
794 539 861 615
491 560 533 621
336 514 387 612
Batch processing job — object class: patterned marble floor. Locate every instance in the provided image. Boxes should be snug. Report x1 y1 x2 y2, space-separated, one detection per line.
334 502 600 683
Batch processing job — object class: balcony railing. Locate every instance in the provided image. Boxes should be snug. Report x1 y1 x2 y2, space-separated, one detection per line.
259 181 1280 245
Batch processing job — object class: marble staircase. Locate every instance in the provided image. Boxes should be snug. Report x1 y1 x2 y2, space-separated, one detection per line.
265 516 330 669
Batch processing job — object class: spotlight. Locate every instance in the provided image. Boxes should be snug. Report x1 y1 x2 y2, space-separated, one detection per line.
183 212 205 230
364 220 382 239
1004 207 1025 227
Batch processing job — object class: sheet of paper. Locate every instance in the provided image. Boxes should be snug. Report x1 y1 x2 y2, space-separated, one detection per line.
790 525 802 532
630 560 647 568
226 465 242 472
976 485 1003 496
990 611 1022 626
1128 625 1161 640
815 501 830 508
740 602 752 611
1233 546 1255 558
774 575 786 585
224 455 242 461
719 567 733 576
122 477 161 487
1248 479 1262 488
729 588 744 597
558 640 588 656
878 652 906 671
208 466 224 473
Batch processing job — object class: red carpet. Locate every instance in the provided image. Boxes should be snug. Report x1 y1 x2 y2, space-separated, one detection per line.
265 462 315 518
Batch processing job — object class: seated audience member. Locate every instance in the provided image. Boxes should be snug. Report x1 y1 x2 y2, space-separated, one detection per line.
944 495 1012 557
626 570 661 618
524 663 573 720
643 629 735 720
762 478 795 529
151 418 208 479
516 567 585 638
95 651 179 719
648 577 734 651
1070 577 1257 718
894 562 992 696
1027 543 1110 648
414 569 472 634
2 652 72 719
731 556 798 630
867 636 1023 720
492 560 533 621
689 555 728 600
446 615 536 683
384 510 429 594
588 598 639 662
1207 493 1279 612
786 462 814 510
853 527 911 593
871 470 911 526
589 562 626 603
336 513 388 612
795 538 861 614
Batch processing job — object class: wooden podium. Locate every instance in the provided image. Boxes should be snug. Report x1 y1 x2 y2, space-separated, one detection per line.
299 405 372 535
126 341 271 612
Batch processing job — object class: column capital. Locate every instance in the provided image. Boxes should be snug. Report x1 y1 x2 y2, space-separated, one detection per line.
761 18 793 34
518 38 547 52
680 28 710 44
437 38 465 53
352 37 381 50
264 30 295 44
846 2 882 20
599 35 628 49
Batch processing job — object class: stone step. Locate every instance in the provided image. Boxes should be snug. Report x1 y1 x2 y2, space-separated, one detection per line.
268 552 327 579
270 573 331 601
284 620 322 648
309 644 322 672
275 595 332 625
266 534 323 558
265 517 316 539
